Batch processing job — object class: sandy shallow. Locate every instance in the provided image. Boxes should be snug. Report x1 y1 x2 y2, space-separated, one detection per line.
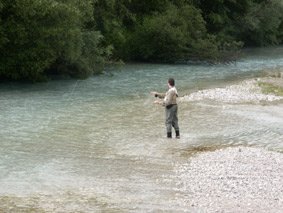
173 147 283 213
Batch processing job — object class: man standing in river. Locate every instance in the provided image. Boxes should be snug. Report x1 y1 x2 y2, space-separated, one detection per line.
151 78 180 139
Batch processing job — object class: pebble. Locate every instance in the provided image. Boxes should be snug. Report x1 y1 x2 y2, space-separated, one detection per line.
181 80 283 103
173 147 283 212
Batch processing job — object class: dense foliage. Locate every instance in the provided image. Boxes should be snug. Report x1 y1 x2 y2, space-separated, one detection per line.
0 0 282 81
197 0 283 46
0 0 109 81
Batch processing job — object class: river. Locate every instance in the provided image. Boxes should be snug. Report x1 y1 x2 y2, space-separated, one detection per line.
0 46 283 211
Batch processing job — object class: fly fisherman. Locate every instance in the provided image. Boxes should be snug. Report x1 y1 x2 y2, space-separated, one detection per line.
151 78 180 139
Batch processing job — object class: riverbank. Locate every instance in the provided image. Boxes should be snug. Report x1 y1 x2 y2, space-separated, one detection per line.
173 147 283 212
175 74 283 212
181 76 283 104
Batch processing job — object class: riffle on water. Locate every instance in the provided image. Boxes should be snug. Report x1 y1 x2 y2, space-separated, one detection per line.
0 46 283 211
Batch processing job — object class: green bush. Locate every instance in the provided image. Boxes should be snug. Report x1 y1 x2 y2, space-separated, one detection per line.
197 0 283 46
126 4 242 62
238 0 283 46
0 0 107 82
128 5 205 61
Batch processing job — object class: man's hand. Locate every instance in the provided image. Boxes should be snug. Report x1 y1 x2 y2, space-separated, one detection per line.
150 92 157 95
154 101 160 104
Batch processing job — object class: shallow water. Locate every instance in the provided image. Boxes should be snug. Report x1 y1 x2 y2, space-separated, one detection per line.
0 46 283 211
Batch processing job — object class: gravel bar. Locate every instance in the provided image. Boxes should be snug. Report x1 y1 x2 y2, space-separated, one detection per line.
181 79 283 104
174 147 283 212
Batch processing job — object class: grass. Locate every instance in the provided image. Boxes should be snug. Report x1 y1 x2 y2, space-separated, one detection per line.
257 67 283 96
258 82 283 96
260 67 282 78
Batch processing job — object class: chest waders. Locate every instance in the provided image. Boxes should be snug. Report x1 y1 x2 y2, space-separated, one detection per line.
165 104 180 138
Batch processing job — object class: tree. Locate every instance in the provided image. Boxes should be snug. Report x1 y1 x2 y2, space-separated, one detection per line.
0 0 107 81
92 0 134 60
237 0 283 46
129 5 205 61
196 0 283 46
126 4 242 62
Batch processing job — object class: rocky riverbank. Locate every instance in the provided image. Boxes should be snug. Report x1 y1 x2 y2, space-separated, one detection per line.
175 75 283 212
174 147 283 212
181 77 283 104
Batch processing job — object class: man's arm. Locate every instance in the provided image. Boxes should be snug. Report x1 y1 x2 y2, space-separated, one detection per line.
150 92 166 98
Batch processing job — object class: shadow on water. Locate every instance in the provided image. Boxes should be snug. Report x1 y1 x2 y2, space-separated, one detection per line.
175 144 256 158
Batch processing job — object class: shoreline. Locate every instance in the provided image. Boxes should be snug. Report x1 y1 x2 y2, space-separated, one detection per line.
173 146 283 212
180 79 283 104
180 73 283 104
175 74 283 212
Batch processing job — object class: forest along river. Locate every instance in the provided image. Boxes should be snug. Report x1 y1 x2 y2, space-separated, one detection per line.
0 46 283 211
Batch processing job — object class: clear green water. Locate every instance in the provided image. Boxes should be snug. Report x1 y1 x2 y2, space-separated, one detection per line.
0 46 283 211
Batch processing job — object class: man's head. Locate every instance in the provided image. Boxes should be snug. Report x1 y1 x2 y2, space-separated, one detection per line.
168 78 175 87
